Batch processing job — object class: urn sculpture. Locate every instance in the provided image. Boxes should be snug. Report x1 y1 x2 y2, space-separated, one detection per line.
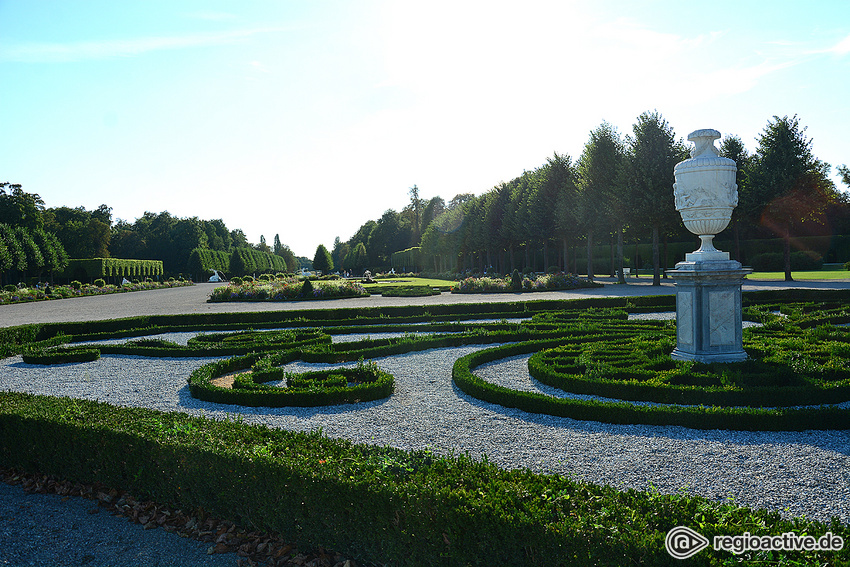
673 129 737 262
667 128 750 364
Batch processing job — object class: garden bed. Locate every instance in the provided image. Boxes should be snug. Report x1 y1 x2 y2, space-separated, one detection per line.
207 279 369 302
0 279 193 306
1 290 850 564
451 273 602 293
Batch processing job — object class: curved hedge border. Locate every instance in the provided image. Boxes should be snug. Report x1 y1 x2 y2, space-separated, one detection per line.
22 347 100 365
453 340 850 431
527 331 850 408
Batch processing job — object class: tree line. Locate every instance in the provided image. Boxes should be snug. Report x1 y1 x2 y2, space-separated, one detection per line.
332 112 850 283
0 182 302 282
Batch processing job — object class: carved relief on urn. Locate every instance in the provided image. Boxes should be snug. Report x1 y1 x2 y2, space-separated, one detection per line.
673 129 738 261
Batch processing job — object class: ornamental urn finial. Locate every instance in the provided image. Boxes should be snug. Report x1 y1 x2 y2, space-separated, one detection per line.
673 129 738 262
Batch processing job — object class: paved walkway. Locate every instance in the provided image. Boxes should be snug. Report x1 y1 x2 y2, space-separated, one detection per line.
1 278 849 328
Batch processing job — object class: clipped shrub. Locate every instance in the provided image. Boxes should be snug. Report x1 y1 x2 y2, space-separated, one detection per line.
258 274 271 282
230 276 243 286
3 284 16 293
511 269 522 290
300 278 314 298
242 275 254 283
93 278 106 287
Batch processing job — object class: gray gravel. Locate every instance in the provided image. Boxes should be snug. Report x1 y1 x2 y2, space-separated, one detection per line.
2 281 849 565
2 334 849 526
0 482 237 567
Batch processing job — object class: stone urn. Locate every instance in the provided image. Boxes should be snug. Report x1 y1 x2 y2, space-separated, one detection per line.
673 129 737 262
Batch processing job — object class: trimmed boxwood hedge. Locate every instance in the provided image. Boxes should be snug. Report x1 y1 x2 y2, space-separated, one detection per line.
1 392 847 566
2 290 850 564
453 339 850 431
22 347 100 365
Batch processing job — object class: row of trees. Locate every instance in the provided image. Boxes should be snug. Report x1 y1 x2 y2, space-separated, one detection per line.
0 221 69 285
0 182 302 279
335 113 847 283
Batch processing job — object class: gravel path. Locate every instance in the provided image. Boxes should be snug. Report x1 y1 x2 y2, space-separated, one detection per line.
0 481 237 567
1 280 849 565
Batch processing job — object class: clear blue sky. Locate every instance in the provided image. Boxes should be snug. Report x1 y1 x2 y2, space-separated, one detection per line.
2 0 848 257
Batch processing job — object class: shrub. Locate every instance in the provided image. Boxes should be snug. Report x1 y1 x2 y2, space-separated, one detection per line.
242 275 254 283
93 278 106 287
511 269 522 290
3 284 16 293
751 251 824 271
258 274 271 282
230 276 243 286
300 279 314 298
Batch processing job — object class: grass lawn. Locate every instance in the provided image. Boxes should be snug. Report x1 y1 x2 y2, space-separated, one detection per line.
367 276 457 289
746 270 850 280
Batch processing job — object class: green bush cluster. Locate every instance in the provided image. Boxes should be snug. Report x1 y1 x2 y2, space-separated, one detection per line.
0 392 846 566
207 279 369 302
0 279 194 306
3 290 850 564
371 285 441 297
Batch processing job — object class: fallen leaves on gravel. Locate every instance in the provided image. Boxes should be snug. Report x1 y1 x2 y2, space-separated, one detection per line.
1 467 359 567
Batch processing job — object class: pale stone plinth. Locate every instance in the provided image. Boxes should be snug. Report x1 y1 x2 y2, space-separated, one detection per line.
666 258 752 364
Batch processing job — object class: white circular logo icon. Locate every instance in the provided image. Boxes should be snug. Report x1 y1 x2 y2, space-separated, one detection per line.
666 526 710 560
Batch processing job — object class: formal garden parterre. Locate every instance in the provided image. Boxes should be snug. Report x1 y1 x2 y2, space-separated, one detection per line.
1 289 849 565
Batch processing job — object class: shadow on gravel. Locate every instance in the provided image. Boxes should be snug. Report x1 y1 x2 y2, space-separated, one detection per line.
451 378 850 454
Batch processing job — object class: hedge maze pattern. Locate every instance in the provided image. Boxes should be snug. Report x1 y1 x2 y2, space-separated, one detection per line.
20 292 850 431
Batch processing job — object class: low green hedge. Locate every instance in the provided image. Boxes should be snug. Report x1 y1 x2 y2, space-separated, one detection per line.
231 359 395 407
1 392 846 566
22 347 100 365
527 326 850 408
372 285 442 297
453 340 850 431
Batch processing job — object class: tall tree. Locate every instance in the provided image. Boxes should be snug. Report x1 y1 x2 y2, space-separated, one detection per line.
256 235 271 253
838 164 850 188
719 135 751 262
0 183 45 231
577 124 623 281
408 185 422 246
420 196 446 237
623 111 687 285
313 244 333 274
745 115 836 281
46 206 111 258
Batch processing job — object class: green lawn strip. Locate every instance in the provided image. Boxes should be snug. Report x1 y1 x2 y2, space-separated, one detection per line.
746 270 850 280
1 391 846 566
370 276 457 288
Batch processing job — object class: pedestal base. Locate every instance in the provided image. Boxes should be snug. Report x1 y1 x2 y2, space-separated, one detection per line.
666 260 752 364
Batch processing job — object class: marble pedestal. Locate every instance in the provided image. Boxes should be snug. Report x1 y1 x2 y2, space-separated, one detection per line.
666 257 752 363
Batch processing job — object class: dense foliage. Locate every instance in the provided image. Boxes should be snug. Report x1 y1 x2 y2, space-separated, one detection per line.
451 273 602 293
207 278 369 302
1 291 849 565
0 278 192 306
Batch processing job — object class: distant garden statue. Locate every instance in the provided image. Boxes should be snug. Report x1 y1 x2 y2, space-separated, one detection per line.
362 270 374 284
